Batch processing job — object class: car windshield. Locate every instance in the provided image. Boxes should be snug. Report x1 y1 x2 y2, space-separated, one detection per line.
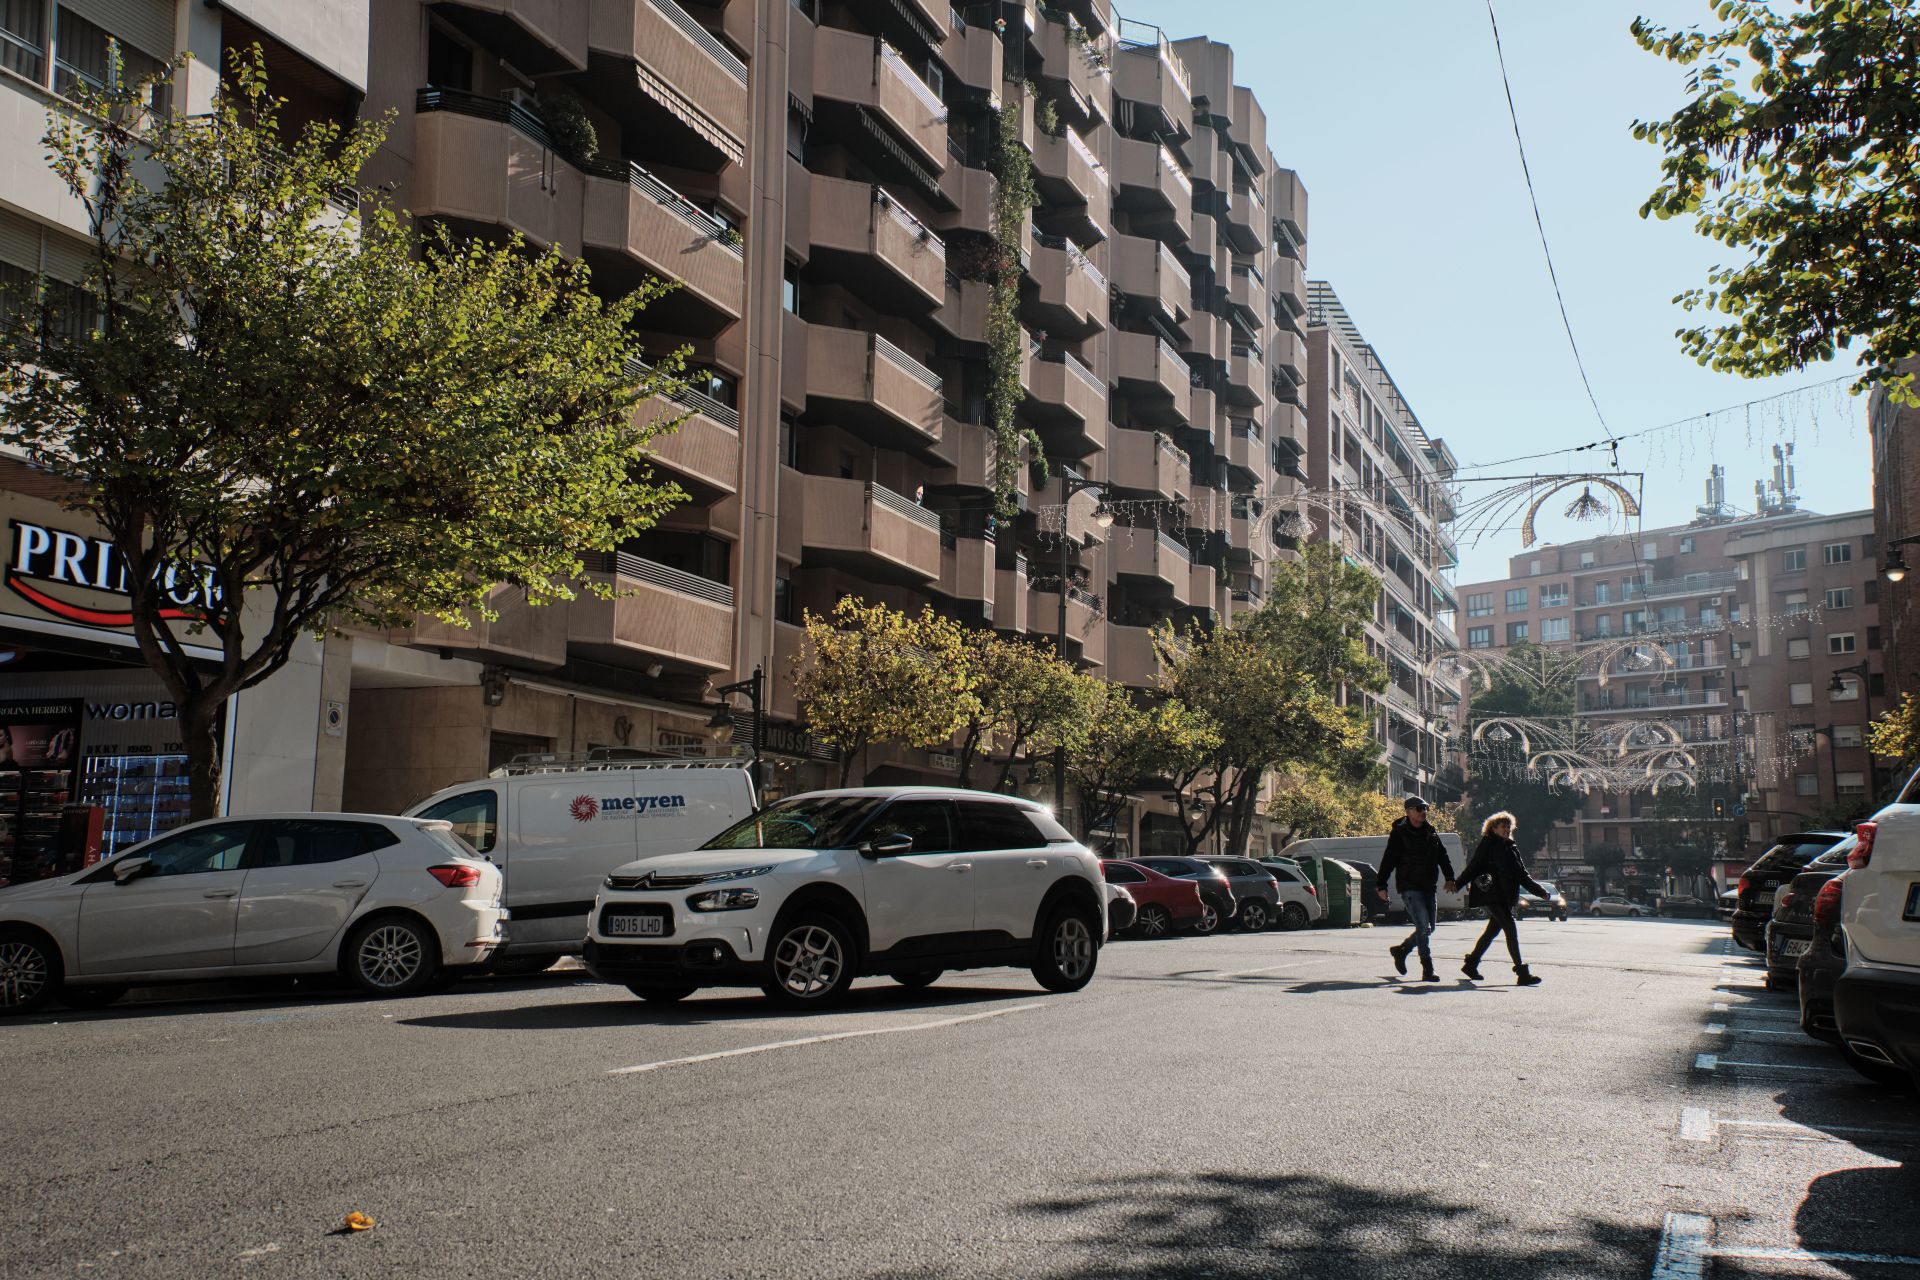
700 796 881 850
1811 838 1858 866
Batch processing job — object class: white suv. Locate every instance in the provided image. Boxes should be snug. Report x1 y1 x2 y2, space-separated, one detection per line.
582 787 1105 1007
1833 785 1920 1088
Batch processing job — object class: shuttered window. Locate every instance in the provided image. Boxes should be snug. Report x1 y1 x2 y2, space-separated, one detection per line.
58 0 170 60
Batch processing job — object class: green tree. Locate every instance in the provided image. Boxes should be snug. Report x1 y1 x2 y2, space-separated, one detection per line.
1461 643 1580 860
952 632 1081 792
0 52 687 818
1063 681 1218 843
1633 1 1920 399
792 598 979 786
1870 691 1920 764
1588 842 1627 896
1266 769 1401 841
1639 784 1737 879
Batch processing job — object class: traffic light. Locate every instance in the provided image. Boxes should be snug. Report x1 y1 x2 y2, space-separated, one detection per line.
1712 797 1726 820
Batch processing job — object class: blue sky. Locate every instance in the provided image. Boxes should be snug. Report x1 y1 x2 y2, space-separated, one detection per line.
1119 0 1873 586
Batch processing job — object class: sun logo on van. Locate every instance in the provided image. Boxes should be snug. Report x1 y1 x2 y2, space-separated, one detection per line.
569 794 598 823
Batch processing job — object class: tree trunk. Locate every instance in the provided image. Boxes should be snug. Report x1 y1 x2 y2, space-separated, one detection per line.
180 697 224 822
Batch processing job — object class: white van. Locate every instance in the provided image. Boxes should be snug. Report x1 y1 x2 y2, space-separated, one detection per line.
1280 834 1469 919
406 757 757 968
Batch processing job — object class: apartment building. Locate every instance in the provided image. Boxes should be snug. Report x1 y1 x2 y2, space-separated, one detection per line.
1455 473 1886 891
1303 284 1461 802
1869 360 1920 703
0 0 368 876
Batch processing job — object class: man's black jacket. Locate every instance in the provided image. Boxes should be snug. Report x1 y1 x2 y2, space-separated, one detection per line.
1377 817 1455 894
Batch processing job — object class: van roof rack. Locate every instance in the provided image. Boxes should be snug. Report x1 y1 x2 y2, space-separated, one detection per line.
490 748 752 778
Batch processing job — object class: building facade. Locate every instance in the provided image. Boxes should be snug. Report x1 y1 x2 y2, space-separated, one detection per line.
1303 284 1460 802
1869 361 1920 705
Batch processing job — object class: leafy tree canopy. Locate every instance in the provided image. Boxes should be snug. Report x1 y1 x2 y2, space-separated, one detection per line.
1065 681 1219 843
952 631 1082 792
1461 643 1579 858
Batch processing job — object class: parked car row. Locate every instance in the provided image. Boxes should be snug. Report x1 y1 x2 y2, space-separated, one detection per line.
1099 855 1326 940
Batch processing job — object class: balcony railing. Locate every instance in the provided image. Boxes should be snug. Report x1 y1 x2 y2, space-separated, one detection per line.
871 481 945 533
1623 570 1741 601
1033 228 1106 291
650 0 747 84
597 157 742 256
874 334 944 393
880 39 947 118
579 551 735 606
1067 127 1109 185
627 358 741 430
876 185 947 258
1156 531 1191 560
1060 349 1102 391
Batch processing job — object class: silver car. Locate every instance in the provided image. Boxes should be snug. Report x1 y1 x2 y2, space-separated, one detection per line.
0 813 506 1014
1586 895 1647 918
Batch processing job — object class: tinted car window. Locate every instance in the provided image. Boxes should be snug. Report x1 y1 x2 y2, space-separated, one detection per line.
137 823 255 876
864 800 956 854
249 820 397 868
1265 865 1301 883
1102 863 1146 884
955 801 1043 852
1025 808 1077 844
416 790 498 854
703 795 880 850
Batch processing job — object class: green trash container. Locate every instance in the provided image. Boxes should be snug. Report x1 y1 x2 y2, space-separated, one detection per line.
1294 855 1362 926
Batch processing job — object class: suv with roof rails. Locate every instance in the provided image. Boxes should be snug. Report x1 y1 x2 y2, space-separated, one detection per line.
583 787 1105 1007
1833 771 1920 1090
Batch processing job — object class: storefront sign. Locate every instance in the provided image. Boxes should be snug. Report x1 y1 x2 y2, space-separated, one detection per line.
7 517 222 628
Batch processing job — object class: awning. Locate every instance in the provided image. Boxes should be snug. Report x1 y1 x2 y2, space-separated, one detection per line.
856 107 946 206
635 63 745 166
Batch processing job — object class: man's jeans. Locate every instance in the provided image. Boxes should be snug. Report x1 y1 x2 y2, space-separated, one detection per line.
1399 890 1438 968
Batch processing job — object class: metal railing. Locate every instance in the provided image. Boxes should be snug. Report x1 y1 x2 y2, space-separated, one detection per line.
619 160 742 255
627 358 741 429
580 552 736 606
879 39 947 118
650 0 748 83
1061 349 1102 391
874 334 945 393
1067 127 1109 185
1156 531 1191 561
1622 570 1741 601
870 481 945 532
874 186 946 258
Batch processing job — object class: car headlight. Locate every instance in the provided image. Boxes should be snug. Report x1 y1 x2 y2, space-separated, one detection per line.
703 865 775 883
687 888 761 912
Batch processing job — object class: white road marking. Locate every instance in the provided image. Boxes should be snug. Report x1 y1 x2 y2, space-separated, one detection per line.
1703 1023 1726 1035
1721 1117 1920 1143
1714 1246 1920 1266
607 1003 1045 1076
1711 1001 1729 1012
1729 1027 1812 1038
1651 1212 1712 1280
1678 1107 1714 1142
1694 1053 1718 1071
1706 1058 1850 1074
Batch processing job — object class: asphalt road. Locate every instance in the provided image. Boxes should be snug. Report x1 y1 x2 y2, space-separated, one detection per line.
2 916 1914 1279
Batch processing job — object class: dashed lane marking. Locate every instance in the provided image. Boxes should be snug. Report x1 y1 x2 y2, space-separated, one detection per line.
606 1003 1044 1076
1704 1023 1726 1035
1714 1246 1920 1266
1678 1107 1713 1142
1694 1053 1718 1071
1651 1212 1711 1280
1701 1057 1851 1074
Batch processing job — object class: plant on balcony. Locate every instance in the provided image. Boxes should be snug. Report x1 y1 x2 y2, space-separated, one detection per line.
986 96 1046 517
0 50 690 820
952 632 1082 791
792 597 980 785
1033 91 1064 139
535 89 599 168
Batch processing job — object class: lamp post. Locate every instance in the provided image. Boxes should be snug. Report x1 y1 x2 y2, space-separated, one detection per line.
1051 467 1111 816
1878 533 1920 582
1828 660 1874 719
707 664 765 801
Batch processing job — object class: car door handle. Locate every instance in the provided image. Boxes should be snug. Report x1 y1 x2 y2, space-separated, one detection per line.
1027 859 1049 869
950 862 973 873
333 880 368 888
203 889 238 899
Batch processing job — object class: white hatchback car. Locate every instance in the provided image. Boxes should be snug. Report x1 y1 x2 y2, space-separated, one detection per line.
0 813 506 1014
583 787 1106 1007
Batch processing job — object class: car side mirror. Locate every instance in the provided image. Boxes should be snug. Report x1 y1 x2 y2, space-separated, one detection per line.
859 833 914 859
111 856 154 884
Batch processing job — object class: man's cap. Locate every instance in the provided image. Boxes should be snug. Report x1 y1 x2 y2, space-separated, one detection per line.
1403 796 1429 810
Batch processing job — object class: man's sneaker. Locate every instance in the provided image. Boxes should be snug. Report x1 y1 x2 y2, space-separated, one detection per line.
1390 944 1409 977
1462 956 1484 981
1515 966 1543 986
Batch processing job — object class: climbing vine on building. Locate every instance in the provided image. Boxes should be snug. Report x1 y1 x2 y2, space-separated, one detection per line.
987 94 1045 518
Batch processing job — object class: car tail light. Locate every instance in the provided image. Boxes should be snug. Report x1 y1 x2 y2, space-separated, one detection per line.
1737 874 1753 897
1812 877 1844 926
1850 822 1876 870
1778 889 1796 912
428 864 483 888
1305 884 1317 897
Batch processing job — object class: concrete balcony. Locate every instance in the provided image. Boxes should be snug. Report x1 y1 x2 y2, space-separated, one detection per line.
1033 473 1112 547
800 475 944 583
950 16 1003 92
1029 586 1105 668
1270 327 1307 394
1225 420 1262 476
1270 253 1306 319
635 382 741 496
1222 185 1261 255
570 552 736 673
1037 14 1111 123
1113 136 1192 245
1225 345 1264 408
411 98 585 254
805 325 945 453
588 0 750 154
439 0 587 72
1190 561 1220 609
1111 234 1190 330
1112 330 1192 429
1032 127 1109 219
1028 236 1107 339
938 536 996 615
1107 623 1160 690
993 561 1031 633
1026 351 1108 457
935 159 996 239
395 585 568 669
809 175 947 312
1112 38 1193 145
814 26 949 174
1109 427 1190 503
1269 167 1307 245
929 272 990 343
583 160 744 336
1115 531 1195 605
1228 264 1265 323
932 419 1028 504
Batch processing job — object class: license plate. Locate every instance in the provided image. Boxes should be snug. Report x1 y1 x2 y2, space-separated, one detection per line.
1779 938 1809 958
605 913 666 937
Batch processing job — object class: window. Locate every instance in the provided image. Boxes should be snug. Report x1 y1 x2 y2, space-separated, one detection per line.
1657 605 1685 627
1506 621 1529 644
135 823 256 876
1504 588 1528 611
1 0 47 80
1698 605 1720 627
1541 617 1569 642
782 261 800 314
415 791 498 855
1594 581 1611 605
773 574 795 625
1869 625 1882 651
1528 559 1542 576
1102 862 1146 884
1836 771 1867 796
1829 633 1857 655
1580 551 1595 567
1783 548 1807 572
862 799 955 853
1833 724 1863 749
689 366 738 408
785 105 808 162
1679 537 1695 554
1466 592 1494 618
1467 626 1493 649
1782 590 1809 617
1831 677 1860 703
1593 614 1614 637
1825 588 1853 610
1787 638 1810 660
1540 584 1569 607
954 801 1044 852
1642 543 1659 560
1796 774 1820 797
427 23 473 90
1789 682 1814 706
1623 609 1646 633
54 7 165 107
1867 578 1882 604
1823 542 1852 565
778 413 800 469
250 820 398 868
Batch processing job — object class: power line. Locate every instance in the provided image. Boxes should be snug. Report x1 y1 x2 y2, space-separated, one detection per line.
1484 0 1611 439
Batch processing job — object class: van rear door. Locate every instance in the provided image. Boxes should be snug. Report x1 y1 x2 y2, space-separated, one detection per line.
506 773 642 930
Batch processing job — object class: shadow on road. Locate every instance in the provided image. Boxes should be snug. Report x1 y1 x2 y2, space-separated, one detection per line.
870 1171 1653 1279
1284 978 1487 995
1776 1084 1920 1275
9 968 597 1025
397 981 1036 1031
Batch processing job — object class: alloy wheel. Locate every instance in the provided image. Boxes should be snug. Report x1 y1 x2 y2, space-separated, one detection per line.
1240 900 1270 931
1052 916 1094 982
774 924 844 998
357 924 425 990
1198 902 1221 933
1138 905 1170 938
0 940 49 1009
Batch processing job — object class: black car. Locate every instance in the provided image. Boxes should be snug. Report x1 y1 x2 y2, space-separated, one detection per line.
1763 837 1856 990
1795 870 1907 1085
1134 857 1236 935
1729 831 1850 951
1656 894 1718 919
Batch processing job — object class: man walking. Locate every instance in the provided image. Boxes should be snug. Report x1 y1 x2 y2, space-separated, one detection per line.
1376 796 1455 982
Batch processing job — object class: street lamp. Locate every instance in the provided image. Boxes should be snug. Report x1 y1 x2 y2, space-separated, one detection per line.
1828 660 1872 705
707 664 765 800
1051 467 1110 815
1880 533 1920 582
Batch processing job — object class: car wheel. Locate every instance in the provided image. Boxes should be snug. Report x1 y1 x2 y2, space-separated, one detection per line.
1134 904 1172 939
1238 899 1272 932
626 984 696 1004
1031 902 1099 993
488 954 558 977
893 970 942 989
1194 898 1225 935
1841 1044 1911 1087
763 912 858 1008
1279 902 1311 932
343 915 442 997
59 984 128 1011
0 930 60 1015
